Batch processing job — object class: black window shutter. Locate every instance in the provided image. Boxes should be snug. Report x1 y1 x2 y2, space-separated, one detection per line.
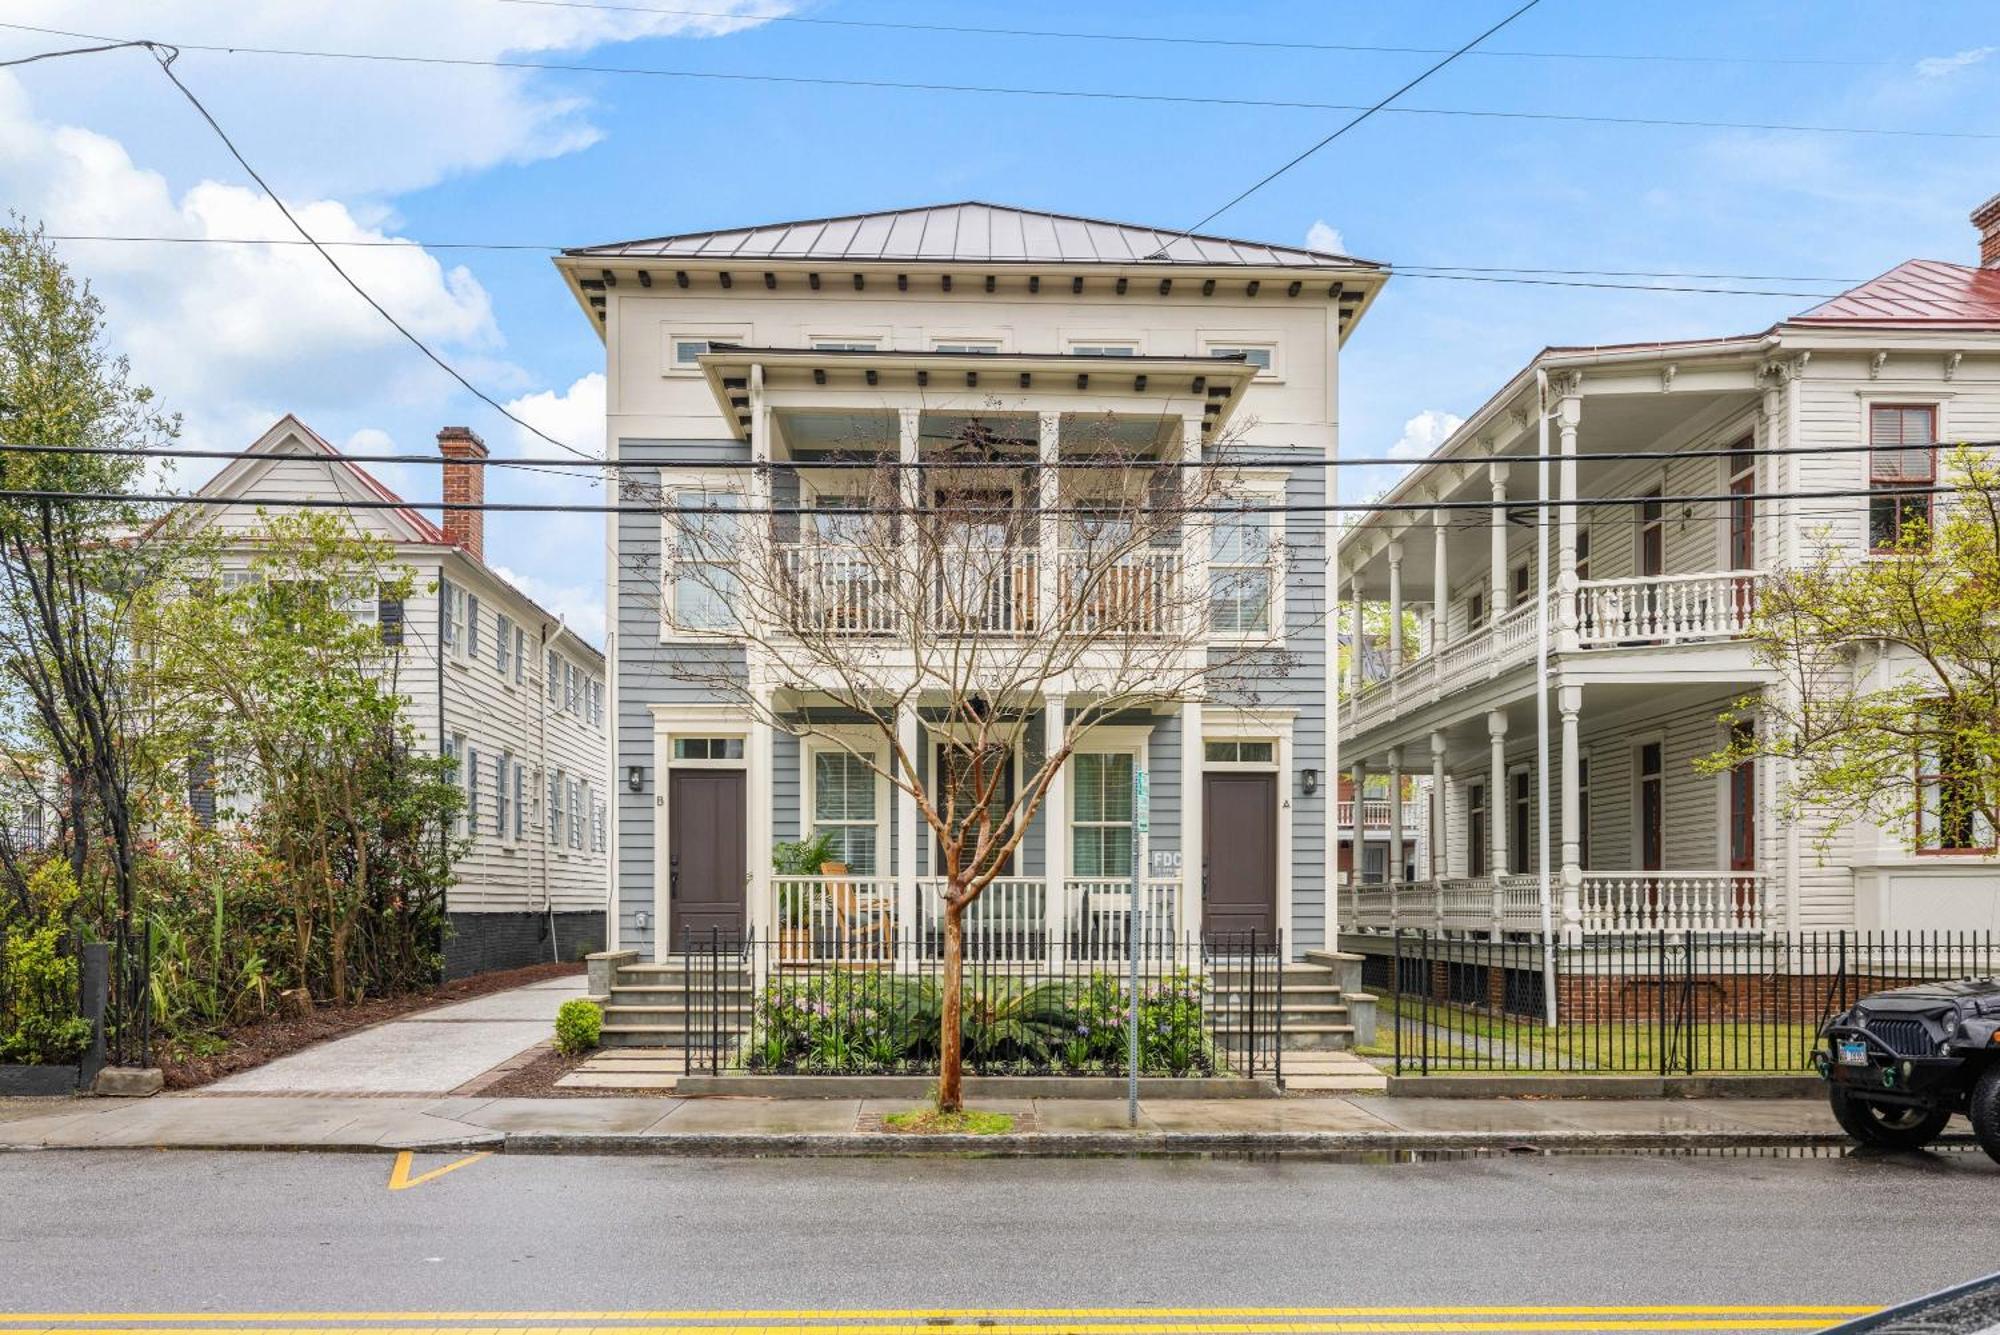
379 596 404 646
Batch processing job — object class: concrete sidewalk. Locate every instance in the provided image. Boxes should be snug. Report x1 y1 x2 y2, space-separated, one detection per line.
0 1089 1906 1156
204 975 584 1095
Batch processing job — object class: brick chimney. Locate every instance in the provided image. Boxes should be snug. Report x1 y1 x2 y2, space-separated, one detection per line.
437 426 487 560
1976 192 2000 268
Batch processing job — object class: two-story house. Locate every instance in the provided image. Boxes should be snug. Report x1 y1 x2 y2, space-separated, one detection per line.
556 202 1387 965
189 415 612 976
1334 195 2000 947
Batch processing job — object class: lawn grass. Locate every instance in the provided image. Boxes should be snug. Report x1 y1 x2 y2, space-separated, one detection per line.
1373 994 1818 1073
883 1107 1016 1135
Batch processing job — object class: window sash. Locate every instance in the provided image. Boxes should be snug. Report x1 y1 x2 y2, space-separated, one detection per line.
1071 752 1135 878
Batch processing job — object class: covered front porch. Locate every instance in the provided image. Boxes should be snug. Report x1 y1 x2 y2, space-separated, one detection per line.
645 692 1308 965
1335 679 1777 939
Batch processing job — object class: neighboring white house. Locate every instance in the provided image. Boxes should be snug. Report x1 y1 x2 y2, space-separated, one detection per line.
1333 195 2000 943
555 201 1389 963
187 415 611 976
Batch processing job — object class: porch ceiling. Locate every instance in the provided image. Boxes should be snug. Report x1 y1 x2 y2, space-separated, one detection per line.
1344 385 1760 597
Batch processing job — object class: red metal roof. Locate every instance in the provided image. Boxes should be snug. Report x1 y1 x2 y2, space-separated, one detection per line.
1791 259 2000 328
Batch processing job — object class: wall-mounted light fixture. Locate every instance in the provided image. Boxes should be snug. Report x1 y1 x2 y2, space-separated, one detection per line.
627 765 645 793
1301 768 1320 796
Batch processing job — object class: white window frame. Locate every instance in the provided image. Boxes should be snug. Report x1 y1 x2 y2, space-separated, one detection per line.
547 649 562 706
444 733 467 837
496 612 514 678
1062 332 1145 357
928 331 1009 354
512 759 527 842
496 750 513 842
663 323 751 376
803 734 888 878
549 767 565 846
1206 473 1286 642
663 483 747 637
806 326 889 351
441 580 465 658
569 778 585 850
513 626 528 686
463 740 479 838
1199 331 1282 381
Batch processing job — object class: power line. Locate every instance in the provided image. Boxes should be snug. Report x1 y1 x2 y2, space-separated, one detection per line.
0 38 147 68
487 0 1900 69
7 436 1988 470
1163 0 1542 241
28 233 1858 298
2 20 1991 142
1 481 1976 519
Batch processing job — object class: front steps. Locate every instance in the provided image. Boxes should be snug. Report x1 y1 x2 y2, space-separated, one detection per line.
600 958 752 1051
1209 957 1378 1052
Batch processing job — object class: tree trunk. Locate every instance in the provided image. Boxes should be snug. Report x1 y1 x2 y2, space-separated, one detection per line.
938 896 965 1113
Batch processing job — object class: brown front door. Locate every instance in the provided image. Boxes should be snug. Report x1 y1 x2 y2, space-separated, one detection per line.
1203 772 1277 941
668 768 746 945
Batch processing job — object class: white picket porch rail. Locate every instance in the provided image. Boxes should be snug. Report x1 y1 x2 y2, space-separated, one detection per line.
1576 572 1766 648
1341 869 1769 938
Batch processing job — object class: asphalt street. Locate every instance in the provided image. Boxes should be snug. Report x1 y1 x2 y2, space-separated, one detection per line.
2 1147 1996 1319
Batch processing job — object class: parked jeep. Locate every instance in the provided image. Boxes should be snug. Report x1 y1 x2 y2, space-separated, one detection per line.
1815 978 2000 1161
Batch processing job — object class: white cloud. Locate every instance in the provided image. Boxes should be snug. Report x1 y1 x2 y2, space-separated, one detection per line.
4 1 794 198
1389 409 1464 461
1305 220 1347 255
505 373 606 458
1915 46 1995 78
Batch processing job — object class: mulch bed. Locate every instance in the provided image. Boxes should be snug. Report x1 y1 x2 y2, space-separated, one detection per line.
158 960 584 1090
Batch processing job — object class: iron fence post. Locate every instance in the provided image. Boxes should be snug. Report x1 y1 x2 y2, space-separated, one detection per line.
1274 929 1284 1090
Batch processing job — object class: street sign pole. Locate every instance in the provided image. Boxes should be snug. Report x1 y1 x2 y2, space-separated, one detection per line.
1129 766 1149 1128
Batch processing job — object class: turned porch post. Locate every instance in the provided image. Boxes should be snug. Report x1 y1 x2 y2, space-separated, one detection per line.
1488 462 1508 619
1559 683 1584 940
1555 379 1583 654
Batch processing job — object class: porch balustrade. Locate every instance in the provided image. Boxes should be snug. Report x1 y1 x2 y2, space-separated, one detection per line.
774 543 1041 636
1336 797 1426 831
1348 572 1768 736
1340 869 1769 938
1059 547 1180 636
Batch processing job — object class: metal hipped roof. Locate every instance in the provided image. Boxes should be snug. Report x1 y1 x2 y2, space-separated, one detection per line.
566 201 1382 270
1791 259 2000 329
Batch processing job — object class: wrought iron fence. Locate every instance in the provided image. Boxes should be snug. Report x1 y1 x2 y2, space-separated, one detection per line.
0 922 109 1079
676 926 1284 1082
1381 929 2000 1076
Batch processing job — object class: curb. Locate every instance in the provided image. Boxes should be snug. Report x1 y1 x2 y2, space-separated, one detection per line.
11 1128 1975 1157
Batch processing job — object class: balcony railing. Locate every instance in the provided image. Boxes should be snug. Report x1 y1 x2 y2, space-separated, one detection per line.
1339 869 1769 938
1349 572 1767 736
1576 572 1765 647
1060 548 1179 636
1336 798 1426 832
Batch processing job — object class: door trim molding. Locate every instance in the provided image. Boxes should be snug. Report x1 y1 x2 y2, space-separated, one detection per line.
1203 708 1293 945
651 704 754 963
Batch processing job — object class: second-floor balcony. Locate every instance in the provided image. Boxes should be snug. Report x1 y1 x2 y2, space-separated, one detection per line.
773 542 1189 638
1348 570 1768 738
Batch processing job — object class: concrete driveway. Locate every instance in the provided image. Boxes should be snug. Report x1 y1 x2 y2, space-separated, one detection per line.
204 974 585 1095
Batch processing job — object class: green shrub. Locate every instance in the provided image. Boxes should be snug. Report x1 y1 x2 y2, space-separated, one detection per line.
0 922 92 1066
553 997 602 1055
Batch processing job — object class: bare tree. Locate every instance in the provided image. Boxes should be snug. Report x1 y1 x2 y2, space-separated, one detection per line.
646 409 1304 1110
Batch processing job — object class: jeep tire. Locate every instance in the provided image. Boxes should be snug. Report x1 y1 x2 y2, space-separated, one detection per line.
1970 1066 2000 1166
1829 1084 1952 1150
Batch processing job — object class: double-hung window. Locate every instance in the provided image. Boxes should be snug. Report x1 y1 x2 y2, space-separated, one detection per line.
440 581 463 654
548 768 565 845
811 748 880 874
512 761 526 841
513 627 527 686
1869 404 1937 552
1918 729 1994 852
496 614 513 677
569 779 584 849
1209 503 1274 635
1070 752 1135 878
547 650 562 706
566 660 579 715
670 490 743 631
443 734 465 835
465 594 480 659
589 678 604 729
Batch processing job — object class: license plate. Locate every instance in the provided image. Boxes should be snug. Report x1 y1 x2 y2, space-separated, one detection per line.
1838 1039 1871 1067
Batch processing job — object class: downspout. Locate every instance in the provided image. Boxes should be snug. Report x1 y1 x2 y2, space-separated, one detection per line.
436 563 449 978
1534 368 1557 1025
540 618 561 962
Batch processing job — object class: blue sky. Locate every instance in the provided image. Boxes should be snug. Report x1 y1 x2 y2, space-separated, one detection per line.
1 1 1995 641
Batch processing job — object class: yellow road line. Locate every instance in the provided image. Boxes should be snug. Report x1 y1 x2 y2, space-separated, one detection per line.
386 1151 491 1192
0 1308 1878 1323
0 1320 1858 1334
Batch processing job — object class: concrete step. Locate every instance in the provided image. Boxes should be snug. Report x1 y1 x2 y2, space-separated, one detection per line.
608 986 753 1007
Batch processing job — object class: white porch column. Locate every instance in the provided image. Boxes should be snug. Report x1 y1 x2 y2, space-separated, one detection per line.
1042 694 1068 963
1349 755 1367 880
1487 709 1509 874
896 700 920 951
1385 541 1404 671
1180 699 1203 942
1348 572 1364 704
1488 462 1508 618
1037 412 1061 633
747 688 774 946
1386 745 1405 887
1558 683 1584 940
1554 380 1582 654
1431 511 1449 654
1487 709 1509 940
1429 731 1447 883
1181 414 1206 642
